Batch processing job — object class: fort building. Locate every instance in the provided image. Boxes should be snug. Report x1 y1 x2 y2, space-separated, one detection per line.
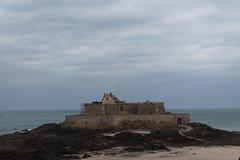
64 92 190 129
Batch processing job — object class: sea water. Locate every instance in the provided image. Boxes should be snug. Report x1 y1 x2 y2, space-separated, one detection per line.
0 108 239 135
0 110 79 135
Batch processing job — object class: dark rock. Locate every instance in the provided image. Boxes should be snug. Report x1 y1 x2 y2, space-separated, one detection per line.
62 155 81 159
187 122 240 145
0 122 239 160
124 146 145 152
82 153 92 159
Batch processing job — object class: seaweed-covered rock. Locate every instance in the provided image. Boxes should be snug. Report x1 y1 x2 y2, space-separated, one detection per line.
188 122 240 145
0 122 239 160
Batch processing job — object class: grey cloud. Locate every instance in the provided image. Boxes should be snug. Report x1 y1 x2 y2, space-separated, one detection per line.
0 0 240 109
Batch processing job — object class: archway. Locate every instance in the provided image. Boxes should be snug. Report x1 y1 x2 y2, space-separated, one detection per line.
177 118 183 125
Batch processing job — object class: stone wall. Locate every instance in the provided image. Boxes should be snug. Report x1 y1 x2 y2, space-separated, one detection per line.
83 104 105 116
64 115 113 129
83 102 165 116
112 114 177 126
64 113 190 129
137 103 165 114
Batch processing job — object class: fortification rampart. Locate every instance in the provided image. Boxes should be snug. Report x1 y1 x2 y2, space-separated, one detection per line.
64 92 190 129
64 114 190 129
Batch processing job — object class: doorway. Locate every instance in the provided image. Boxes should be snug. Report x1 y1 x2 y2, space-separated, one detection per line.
177 118 183 125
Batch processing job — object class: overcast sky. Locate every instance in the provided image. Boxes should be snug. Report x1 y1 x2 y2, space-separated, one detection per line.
0 0 240 110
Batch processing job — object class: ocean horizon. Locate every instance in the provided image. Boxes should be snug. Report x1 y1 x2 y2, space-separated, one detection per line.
0 108 239 135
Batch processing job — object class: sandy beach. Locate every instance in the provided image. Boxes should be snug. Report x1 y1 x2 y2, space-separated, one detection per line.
87 146 240 160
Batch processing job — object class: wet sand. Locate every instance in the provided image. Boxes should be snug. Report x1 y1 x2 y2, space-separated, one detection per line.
87 146 240 160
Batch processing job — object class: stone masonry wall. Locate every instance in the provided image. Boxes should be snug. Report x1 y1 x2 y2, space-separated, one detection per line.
64 115 113 129
83 102 165 116
64 114 190 129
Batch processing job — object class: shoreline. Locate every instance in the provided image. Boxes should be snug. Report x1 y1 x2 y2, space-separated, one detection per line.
86 146 240 160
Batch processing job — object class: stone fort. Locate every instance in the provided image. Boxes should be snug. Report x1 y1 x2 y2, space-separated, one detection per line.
64 92 190 129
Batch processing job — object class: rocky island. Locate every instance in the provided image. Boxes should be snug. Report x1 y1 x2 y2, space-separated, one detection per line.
0 93 239 160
